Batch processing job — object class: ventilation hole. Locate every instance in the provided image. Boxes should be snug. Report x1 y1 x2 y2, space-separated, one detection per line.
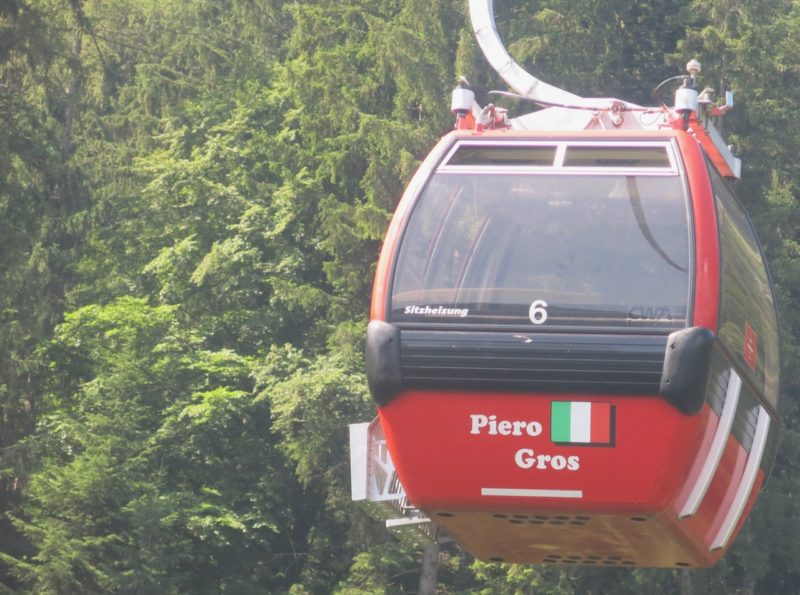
630 516 648 522
675 562 692 567
535 552 639 566
489 557 504 562
509 519 524 525
494 513 593 525
436 512 454 517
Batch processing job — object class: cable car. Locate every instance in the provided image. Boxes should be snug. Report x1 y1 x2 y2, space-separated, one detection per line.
359 0 780 568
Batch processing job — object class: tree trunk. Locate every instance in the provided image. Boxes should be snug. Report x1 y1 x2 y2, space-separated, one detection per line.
679 568 694 595
417 543 439 595
61 28 83 159
742 572 756 595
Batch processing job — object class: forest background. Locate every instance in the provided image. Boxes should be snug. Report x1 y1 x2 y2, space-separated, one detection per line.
1 0 799 593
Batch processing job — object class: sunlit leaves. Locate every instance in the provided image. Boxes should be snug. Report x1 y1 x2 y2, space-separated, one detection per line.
3 0 800 593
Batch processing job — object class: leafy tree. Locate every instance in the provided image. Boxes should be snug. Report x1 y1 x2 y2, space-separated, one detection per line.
3 298 305 593
0 0 96 569
1 0 799 593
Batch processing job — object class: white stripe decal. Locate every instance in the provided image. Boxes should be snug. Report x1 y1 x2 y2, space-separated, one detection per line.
481 488 583 498
679 370 742 518
710 406 770 551
571 402 592 443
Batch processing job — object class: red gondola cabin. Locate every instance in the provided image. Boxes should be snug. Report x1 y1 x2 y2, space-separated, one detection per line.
365 127 780 567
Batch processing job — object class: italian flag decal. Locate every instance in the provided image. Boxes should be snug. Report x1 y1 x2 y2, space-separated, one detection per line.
551 401 615 446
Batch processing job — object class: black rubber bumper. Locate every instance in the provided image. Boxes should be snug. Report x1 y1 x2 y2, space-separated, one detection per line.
366 321 715 413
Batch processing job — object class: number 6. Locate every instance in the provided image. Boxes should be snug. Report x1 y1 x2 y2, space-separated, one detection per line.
529 300 548 325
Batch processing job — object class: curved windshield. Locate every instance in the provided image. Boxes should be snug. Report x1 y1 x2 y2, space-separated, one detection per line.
390 171 691 330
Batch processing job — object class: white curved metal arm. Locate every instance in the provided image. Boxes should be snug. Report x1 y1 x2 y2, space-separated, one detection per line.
469 0 583 105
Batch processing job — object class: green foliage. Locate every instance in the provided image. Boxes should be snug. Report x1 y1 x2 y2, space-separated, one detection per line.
1 0 799 593
334 541 420 594
4 298 311 593
253 346 375 592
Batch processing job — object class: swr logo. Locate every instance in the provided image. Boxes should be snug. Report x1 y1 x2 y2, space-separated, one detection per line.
627 306 672 321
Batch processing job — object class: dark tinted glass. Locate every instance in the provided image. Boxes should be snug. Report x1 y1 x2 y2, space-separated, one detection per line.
446 145 557 166
711 165 779 408
563 146 671 168
391 171 691 329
